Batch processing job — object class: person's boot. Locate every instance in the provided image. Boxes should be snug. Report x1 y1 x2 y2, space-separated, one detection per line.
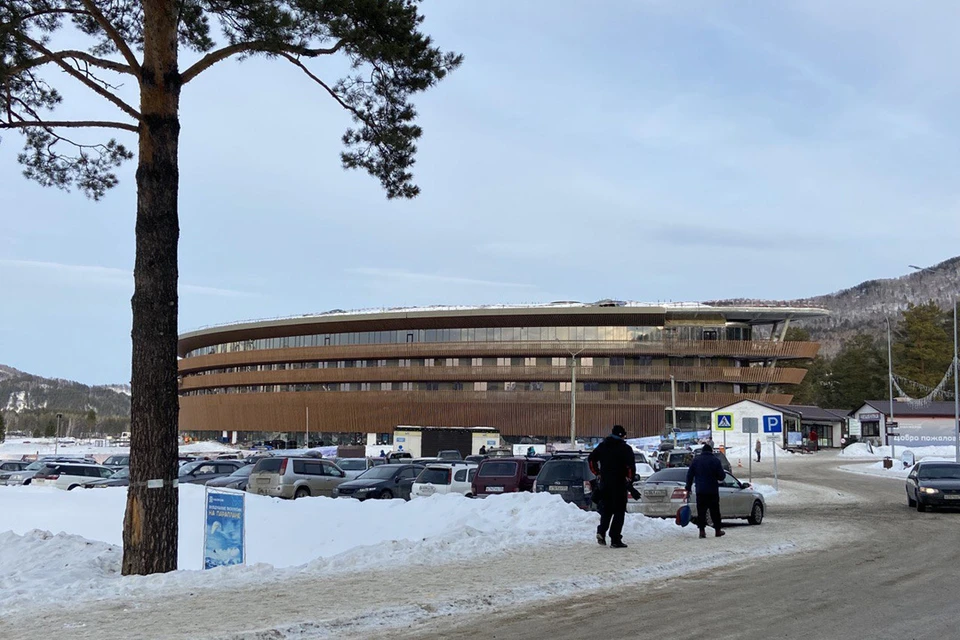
610 540 628 548
715 529 725 538
596 532 606 546
698 529 706 539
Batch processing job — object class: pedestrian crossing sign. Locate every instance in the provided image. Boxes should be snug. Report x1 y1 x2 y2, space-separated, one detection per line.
715 413 734 431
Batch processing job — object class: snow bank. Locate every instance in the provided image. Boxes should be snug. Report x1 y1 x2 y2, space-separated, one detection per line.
840 444 959 461
0 437 240 461
0 484 679 611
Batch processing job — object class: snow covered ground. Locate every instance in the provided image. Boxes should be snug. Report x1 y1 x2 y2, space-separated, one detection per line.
0 437 240 460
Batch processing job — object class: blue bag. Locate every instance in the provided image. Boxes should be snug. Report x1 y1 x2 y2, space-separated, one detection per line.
675 504 692 527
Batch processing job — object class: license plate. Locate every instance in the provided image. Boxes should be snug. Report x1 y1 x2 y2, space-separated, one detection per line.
420 485 436 495
549 485 567 493
486 486 504 493
645 489 667 499
945 494 960 500
257 477 269 484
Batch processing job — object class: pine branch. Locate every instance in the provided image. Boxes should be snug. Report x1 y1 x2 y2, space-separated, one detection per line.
278 52 358 119
0 120 138 132
14 33 141 121
77 0 142 74
181 40 343 85
10 50 136 77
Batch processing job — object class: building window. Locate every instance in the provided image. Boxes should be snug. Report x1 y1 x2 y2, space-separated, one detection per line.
529 381 544 391
583 382 600 391
360 382 371 391
425 382 440 391
552 357 567 367
525 357 536 366
580 357 593 367
381 382 391 391
399 359 411 367
453 382 464 391
497 357 510 366
560 381 572 392
474 382 487 391
406 332 414 343
472 358 482 367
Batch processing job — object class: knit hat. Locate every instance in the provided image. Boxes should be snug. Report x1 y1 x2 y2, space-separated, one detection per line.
612 425 627 437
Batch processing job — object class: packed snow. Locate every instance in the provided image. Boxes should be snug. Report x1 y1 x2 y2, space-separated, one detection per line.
0 437 239 460
0 484 679 612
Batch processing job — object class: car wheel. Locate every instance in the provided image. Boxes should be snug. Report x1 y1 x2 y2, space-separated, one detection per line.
379 489 394 500
917 498 926 512
747 501 764 525
67 484 79 491
907 491 916 508
294 487 310 499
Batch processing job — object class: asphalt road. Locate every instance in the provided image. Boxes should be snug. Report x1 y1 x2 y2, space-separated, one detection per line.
398 457 960 640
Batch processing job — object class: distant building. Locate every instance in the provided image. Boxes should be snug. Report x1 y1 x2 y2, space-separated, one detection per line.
177 301 826 444
852 400 959 448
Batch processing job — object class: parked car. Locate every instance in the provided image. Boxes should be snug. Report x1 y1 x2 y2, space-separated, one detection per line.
0 460 31 473
660 449 694 469
334 457 376 479
32 462 116 490
1 457 91 485
86 467 130 488
906 461 960 512
464 455 488 464
386 451 413 463
472 457 545 497
247 456 347 499
534 455 596 510
411 463 478 498
634 468 765 526
102 455 130 470
205 464 255 491
437 449 463 460
334 464 425 500
178 460 245 485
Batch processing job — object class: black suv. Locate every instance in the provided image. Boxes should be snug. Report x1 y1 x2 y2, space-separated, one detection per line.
534 454 596 510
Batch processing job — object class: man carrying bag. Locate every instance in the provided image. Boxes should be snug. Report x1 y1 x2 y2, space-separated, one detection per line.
588 425 636 548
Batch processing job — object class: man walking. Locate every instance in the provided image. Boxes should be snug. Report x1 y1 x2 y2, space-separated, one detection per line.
588 425 636 549
755 438 762 463
685 443 726 539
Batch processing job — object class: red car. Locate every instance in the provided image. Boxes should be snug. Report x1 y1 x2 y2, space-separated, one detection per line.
471 456 545 496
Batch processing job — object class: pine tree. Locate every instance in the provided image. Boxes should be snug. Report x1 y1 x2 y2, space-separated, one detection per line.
0 413 5 443
825 333 888 410
2 0 460 576
893 301 953 391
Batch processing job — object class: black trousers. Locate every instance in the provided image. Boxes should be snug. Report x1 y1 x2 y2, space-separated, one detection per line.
756 450 761 462
598 493 627 542
696 492 722 532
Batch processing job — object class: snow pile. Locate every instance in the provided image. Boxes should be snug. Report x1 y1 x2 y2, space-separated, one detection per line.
0 484 679 611
0 437 240 460
722 442 792 460
178 440 241 454
751 483 778 499
840 443 959 461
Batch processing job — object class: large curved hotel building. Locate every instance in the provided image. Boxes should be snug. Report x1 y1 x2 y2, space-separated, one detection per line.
177 302 826 443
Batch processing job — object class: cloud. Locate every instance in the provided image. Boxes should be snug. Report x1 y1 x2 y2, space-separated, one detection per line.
0 259 257 298
346 267 535 289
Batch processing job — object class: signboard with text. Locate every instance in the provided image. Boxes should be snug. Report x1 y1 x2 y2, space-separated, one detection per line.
203 488 246 570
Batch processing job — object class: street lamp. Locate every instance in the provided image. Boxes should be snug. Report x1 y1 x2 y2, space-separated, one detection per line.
555 338 585 449
909 265 959 463
885 317 895 463
55 413 62 456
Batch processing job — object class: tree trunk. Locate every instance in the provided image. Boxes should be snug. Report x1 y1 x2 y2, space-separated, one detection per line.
122 0 182 576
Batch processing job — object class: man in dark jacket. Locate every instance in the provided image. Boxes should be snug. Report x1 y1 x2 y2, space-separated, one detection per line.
685 444 726 539
588 425 636 548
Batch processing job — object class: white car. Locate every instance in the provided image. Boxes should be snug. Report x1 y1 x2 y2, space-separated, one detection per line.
411 463 478 498
31 461 116 490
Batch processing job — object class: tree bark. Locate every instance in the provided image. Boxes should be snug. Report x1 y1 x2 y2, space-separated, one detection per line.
122 0 181 576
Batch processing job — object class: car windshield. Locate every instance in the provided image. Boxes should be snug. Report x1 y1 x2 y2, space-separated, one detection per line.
229 465 254 477
111 468 130 479
478 461 518 477
647 468 688 483
538 461 586 483
417 468 451 484
357 466 400 480
919 464 960 480
337 459 367 470
178 460 207 475
25 461 44 471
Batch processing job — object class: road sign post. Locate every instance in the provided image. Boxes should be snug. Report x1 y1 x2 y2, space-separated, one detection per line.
763 415 783 491
743 417 759 483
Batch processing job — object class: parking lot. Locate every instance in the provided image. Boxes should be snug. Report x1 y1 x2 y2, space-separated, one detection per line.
1 450 912 640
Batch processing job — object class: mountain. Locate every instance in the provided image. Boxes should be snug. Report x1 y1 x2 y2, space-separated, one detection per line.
0 365 131 417
709 256 960 355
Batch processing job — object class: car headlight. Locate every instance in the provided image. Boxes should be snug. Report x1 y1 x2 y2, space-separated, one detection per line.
355 487 374 494
921 487 940 494
11 474 23 482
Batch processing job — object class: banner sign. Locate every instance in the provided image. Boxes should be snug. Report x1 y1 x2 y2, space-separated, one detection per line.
787 432 802 446
203 488 246 570
890 420 959 447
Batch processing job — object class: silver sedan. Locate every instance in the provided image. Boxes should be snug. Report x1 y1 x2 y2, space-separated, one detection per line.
632 467 766 526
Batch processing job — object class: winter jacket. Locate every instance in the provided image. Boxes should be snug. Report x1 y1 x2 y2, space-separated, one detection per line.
685 451 725 495
588 436 636 498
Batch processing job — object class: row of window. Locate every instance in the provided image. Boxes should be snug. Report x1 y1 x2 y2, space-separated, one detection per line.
185 325 755 358
181 381 743 396
184 355 747 376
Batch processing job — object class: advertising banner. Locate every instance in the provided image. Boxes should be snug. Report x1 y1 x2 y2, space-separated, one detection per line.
203 488 246 570
891 420 959 447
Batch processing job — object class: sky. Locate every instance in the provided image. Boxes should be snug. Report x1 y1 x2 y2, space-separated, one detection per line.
3 0 960 385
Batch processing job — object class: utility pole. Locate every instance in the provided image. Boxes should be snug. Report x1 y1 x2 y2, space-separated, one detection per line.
886 317 895 461
555 339 584 449
306 406 310 449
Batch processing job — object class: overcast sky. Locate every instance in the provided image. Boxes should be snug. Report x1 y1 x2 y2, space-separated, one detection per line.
3 0 960 384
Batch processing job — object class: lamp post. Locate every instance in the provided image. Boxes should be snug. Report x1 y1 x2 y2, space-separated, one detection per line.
670 375 679 447
885 317 895 462
556 339 585 449
55 413 62 456
909 264 959 463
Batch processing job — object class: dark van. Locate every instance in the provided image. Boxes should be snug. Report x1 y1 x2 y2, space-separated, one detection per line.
472 457 544 496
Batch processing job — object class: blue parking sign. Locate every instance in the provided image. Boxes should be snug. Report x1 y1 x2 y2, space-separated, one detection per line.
762 415 782 433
